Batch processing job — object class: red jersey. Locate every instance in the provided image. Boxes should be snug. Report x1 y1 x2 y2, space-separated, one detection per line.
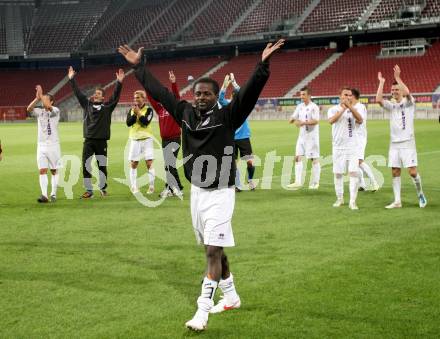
146 83 181 140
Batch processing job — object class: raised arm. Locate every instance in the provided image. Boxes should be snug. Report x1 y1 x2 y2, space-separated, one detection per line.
169 71 181 100
106 69 125 111
375 72 385 107
118 45 183 123
393 65 410 98
229 39 284 128
68 66 89 108
27 85 43 113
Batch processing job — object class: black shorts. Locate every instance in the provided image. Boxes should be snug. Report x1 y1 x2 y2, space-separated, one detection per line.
234 138 253 160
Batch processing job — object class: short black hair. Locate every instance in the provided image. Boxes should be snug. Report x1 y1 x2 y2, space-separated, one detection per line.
300 86 311 95
351 88 360 99
392 81 399 86
192 77 219 95
45 93 55 104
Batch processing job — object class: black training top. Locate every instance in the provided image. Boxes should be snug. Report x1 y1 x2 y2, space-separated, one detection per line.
70 78 122 140
133 59 270 189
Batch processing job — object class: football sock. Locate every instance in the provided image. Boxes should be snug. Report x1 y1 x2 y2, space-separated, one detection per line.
412 174 423 196
294 161 303 185
311 162 321 185
218 273 239 304
392 176 401 203
130 168 137 188
50 173 59 196
235 168 241 188
148 168 155 187
247 164 255 181
39 174 48 198
360 162 377 186
359 168 366 188
196 276 218 316
349 175 358 204
334 175 343 199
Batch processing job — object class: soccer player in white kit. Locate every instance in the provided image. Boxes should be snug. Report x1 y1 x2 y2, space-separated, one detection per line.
351 88 379 192
287 87 321 189
27 85 61 203
328 87 364 210
376 65 427 209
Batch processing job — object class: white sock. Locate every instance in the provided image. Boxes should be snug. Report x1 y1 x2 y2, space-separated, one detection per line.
294 161 303 184
130 168 137 188
334 175 343 199
392 176 401 203
196 276 218 317
148 168 155 187
50 173 59 196
412 174 423 196
360 162 377 185
39 174 48 197
358 168 366 188
235 168 241 188
218 273 239 304
310 162 321 185
349 175 358 204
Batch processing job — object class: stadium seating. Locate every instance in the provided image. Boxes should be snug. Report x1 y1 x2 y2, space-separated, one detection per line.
87 0 171 53
0 69 66 106
27 1 110 54
0 6 6 54
231 0 311 37
367 0 403 23
134 0 207 48
300 0 371 33
183 0 254 42
307 42 440 96
207 48 334 99
422 0 440 17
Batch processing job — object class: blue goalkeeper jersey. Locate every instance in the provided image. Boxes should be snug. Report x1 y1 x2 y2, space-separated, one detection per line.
218 88 251 140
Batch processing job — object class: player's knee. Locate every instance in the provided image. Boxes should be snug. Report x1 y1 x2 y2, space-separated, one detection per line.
295 156 301 162
50 169 57 175
206 246 222 261
39 168 48 175
131 161 138 169
392 168 401 177
408 167 417 177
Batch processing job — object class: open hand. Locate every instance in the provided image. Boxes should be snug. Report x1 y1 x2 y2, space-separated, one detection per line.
116 68 125 82
262 39 285 62
393 65 401 80
169 70 176 83
118 45 144 65
378 71 385 83
68 66 75 79
35 85 43 100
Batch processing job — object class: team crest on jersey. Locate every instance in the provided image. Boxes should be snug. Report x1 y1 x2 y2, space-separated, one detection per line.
201 117 211 127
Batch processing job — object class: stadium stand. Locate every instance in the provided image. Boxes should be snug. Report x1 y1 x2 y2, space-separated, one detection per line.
0 69 66 106
26 0 110 54
0 5 7 55
134 0 207 48
208 49 335 98
422 0 440 18
182 0 254 42
307 42 440 96
231 0 311 37
86 0 171 53
300 0 371 33
366 0 404 23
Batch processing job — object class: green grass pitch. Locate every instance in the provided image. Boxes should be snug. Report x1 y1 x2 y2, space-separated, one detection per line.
0 120 439 338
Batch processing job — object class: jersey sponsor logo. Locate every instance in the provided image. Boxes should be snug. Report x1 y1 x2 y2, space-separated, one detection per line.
93 105 103 111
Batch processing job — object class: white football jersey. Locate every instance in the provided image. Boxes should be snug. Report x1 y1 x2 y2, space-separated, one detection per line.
34 107 60 145
328 104 359 150
382 97 415 143
354 102 367 142
291 101 320 140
